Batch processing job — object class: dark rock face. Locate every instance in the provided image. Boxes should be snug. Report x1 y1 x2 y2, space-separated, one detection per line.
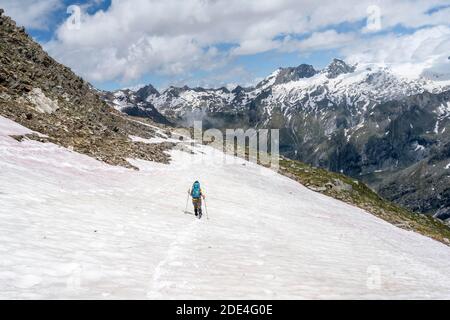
0 12 172 169
435 207 450 221
135 84 160 100
283 89 450 218
273 64 317 84
100 87 171 126
325 58 356 78
120 105 168 124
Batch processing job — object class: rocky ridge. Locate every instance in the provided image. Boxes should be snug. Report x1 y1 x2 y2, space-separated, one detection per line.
0 10 172 169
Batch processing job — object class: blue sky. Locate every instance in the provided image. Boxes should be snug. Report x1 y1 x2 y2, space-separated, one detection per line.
1 0 449 91
30 0 112 42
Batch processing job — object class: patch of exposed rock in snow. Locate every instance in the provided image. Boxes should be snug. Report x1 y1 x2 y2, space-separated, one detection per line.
0 115 48 138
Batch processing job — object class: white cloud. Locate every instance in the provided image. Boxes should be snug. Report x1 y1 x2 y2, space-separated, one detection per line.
0 0 62 29
174 66 258 89
39 0 450 85
343 26 450 79
281 30 357 52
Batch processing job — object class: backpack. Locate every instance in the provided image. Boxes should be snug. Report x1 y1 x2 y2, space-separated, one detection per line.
191 181 201 199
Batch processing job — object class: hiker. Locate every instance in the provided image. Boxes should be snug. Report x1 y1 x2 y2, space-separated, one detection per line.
188 181 205 218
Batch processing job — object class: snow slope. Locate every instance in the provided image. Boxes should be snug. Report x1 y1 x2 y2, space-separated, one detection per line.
1 116 450 299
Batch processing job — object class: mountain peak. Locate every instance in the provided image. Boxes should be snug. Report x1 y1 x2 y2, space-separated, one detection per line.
325 58 356 78
274 64 317 85
136 84 159 99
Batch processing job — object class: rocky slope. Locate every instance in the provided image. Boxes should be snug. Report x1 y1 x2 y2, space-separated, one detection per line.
0 10 172 169
108 59 450 220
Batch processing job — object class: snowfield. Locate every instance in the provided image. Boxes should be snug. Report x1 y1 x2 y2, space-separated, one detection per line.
1 116 450 299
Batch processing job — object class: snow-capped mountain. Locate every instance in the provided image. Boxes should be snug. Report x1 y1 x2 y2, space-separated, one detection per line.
101 85 170 125
107 59 450 219
146 59 450 123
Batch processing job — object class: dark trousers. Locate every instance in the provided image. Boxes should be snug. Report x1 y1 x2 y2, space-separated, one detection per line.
192 198 202 215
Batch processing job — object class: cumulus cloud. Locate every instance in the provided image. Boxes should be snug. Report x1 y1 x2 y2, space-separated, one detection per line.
343 26 450 78
34 0 450 85
0 0 62 29
172 66 259 89
280 30 357 52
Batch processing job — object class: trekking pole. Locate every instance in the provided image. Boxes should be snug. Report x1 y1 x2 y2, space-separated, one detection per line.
204 198 209 220
185 190 190 212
